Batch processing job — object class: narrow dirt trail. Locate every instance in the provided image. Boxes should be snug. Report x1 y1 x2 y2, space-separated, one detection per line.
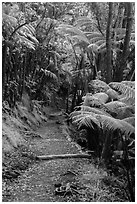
5 115 91 202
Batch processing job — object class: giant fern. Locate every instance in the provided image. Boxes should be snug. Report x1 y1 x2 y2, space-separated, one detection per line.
70 79 135 161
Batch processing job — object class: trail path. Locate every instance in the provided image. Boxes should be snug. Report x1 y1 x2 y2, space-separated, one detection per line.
4 113 91 202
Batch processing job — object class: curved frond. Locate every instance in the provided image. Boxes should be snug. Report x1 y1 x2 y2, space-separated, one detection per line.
121 81 135 89
95 39 106 47
123 117 135 127
19 24 36 38
85 32 103 39
119 96 135 106
89 79 110 92
116 106 135 119
98 42 106 52
42 69 58 81
89 36 105 44
72 35 89 44
75 17 94 27
57 24 89 42
93 92 109 104
96 114 123 133
19 35 35 50
78 114 100 129
119 120 135 137
25 24 35 36
104 101 127 114
96 114 135 137
83 94 104 107
109 82 135 100
80 106 112 117
106 88 120 100
26 33 39 45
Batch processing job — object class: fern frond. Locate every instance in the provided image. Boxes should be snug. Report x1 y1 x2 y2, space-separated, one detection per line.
123 117 135 127
98 42 106 52
73 41 88 48
70 110 92 119
104 101 127 114
19 24 36 38
89 36 105 44
83 95 104 107
121 81 135 89
78 114 100 129
96 114 123 133
85 32 103 39
116 106 135 119
95 39 106 47
106 88 120 100
89 79 110 92
119 96 135 106
25 24 35 36
26 33 39 45
72 35 89 44
42 70 58 81
57 24 89 42
119 120 135 137
19 35 35 50
72 113 91 124
93 92 109 104
80 106 112 117
96 114 135 137
109 82 135 100
75 17 94 27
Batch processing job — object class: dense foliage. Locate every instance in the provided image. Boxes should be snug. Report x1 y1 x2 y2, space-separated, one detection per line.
2 2 135 201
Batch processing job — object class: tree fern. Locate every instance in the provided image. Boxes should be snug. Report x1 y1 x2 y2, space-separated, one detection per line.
71 111 135 138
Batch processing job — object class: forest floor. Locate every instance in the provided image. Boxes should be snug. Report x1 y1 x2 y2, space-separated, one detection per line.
2 107 128 202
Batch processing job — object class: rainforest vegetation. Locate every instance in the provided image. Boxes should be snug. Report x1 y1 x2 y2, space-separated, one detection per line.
2 2 135 202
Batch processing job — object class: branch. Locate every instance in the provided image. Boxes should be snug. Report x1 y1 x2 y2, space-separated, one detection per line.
36 153 92 160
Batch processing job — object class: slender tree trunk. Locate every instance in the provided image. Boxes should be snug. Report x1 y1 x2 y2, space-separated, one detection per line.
122 3 133 61
2 43 7 100
106 2 113 83
118 3 133 81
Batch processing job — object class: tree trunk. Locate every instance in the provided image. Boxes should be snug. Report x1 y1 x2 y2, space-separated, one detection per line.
2 43 7 100
122 3 133 62
117 3 133 81
106 2 113 83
